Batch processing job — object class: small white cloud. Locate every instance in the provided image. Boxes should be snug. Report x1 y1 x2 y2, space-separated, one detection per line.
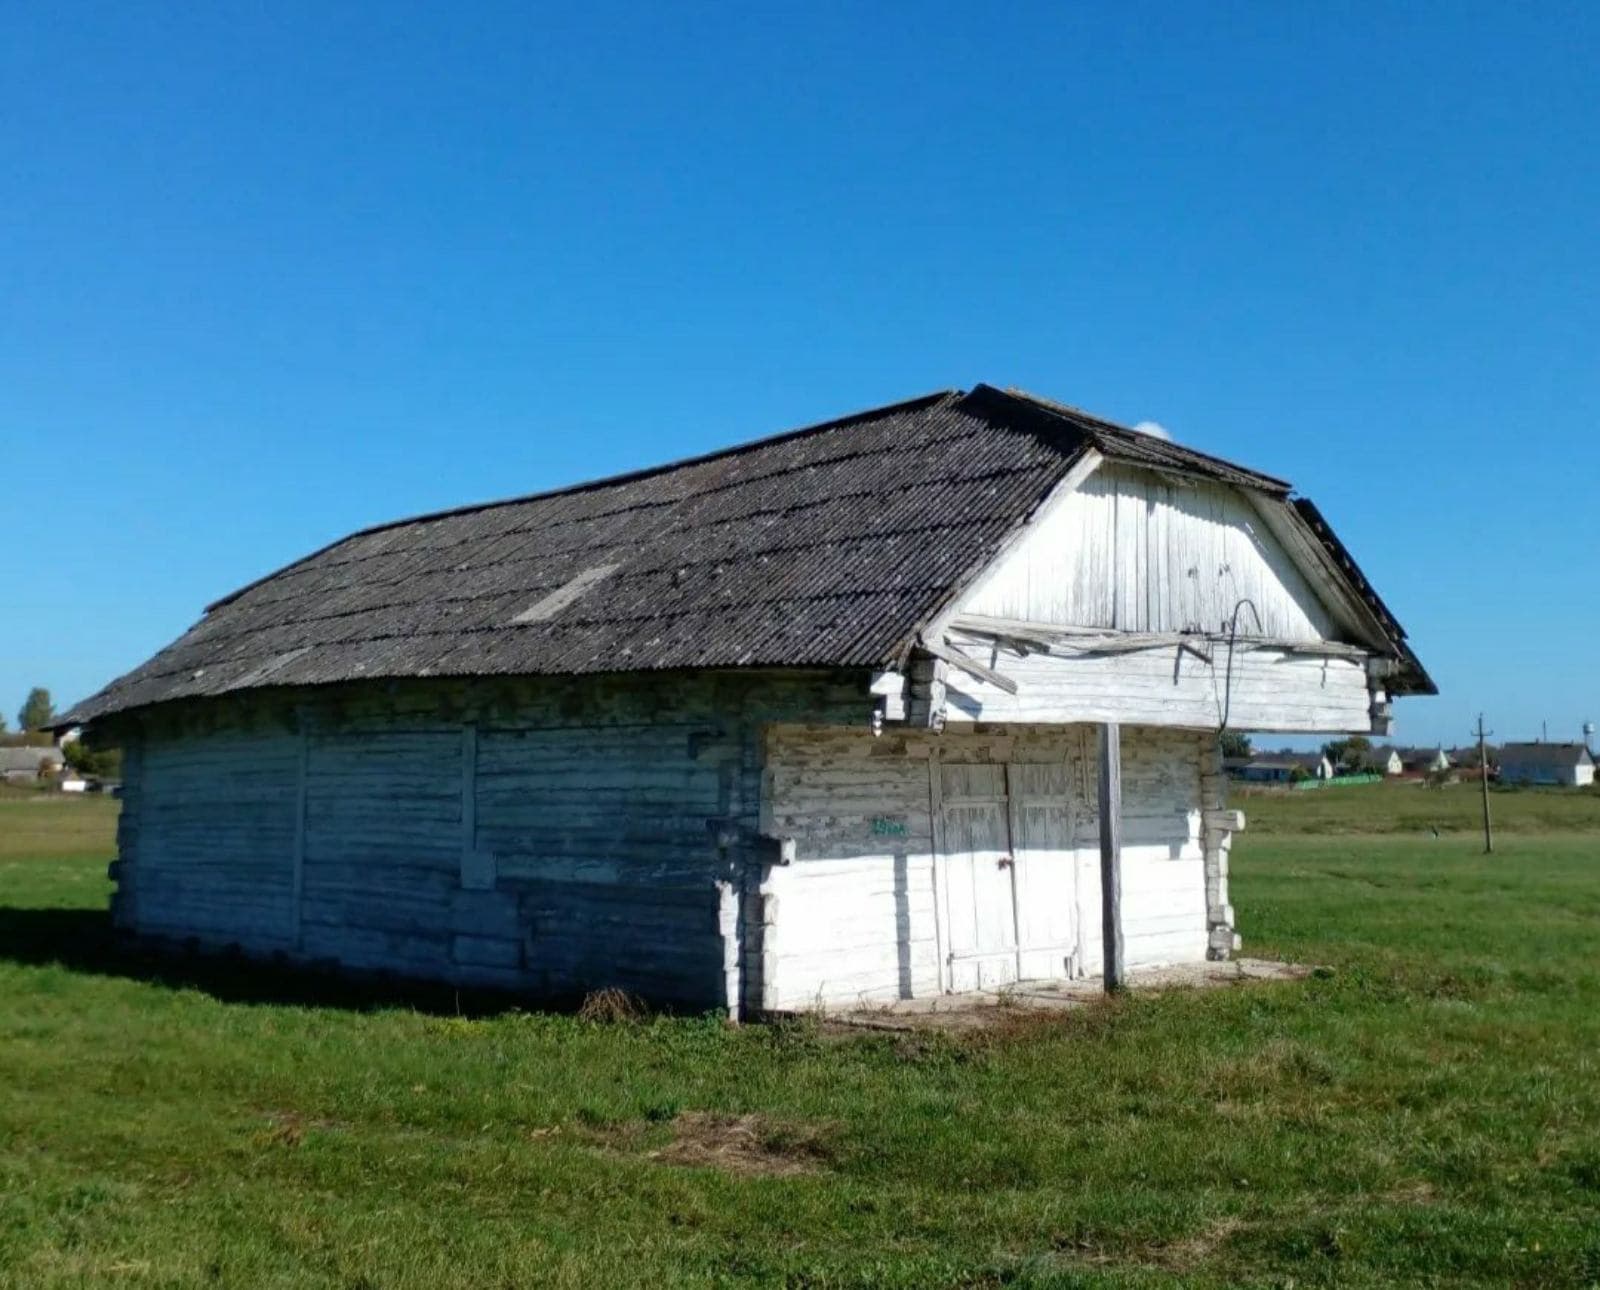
1132 420 1171 441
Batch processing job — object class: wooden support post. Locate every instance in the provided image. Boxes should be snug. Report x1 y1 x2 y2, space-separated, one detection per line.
1097 723 1125 992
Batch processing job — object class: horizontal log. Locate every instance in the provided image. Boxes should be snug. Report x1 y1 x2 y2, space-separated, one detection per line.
452 934 523 969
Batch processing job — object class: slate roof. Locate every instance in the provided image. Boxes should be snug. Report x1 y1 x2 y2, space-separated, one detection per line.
62 384 1433 725
1244 753 1329 772
1499 743 1595 769
0 746 65 774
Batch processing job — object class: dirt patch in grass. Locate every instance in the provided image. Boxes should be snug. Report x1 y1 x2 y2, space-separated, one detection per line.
1143 1216 1247 1272
251 1110 343 1149
1384 1179 1437 1205
1049 1216 1249 1275
827 960 1311 1036
649 1111 833 1178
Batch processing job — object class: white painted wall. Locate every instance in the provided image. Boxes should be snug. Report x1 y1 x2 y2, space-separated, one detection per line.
758 725 941 1009
938 459 1387 735
760 724 1210 1010
961 461 1348 640
941 636 1377 734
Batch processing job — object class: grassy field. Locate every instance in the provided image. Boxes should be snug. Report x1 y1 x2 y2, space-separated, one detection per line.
1239 776 1600 836
2 787 1599 1286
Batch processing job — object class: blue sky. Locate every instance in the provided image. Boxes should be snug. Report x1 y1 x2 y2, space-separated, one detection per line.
3 2 1595 746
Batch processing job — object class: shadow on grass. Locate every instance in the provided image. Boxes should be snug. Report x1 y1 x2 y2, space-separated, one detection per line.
0 905 553 1017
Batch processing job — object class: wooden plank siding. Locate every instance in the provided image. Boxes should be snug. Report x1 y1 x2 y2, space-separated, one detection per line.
959 461 1351 641
928 457 1391 735
940 639 1377 733
110 666 1218 1014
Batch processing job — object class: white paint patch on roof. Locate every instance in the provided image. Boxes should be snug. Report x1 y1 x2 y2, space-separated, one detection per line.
511 562 622 624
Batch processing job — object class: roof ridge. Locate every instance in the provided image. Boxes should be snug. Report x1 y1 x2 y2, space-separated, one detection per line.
997 386 1143 435
974 384 1294 493
205 388 963 614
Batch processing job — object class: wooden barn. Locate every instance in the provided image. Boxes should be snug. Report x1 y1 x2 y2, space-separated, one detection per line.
62 385 1433 1013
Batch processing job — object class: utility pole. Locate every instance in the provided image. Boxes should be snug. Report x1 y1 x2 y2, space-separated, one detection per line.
1474 714 1494 854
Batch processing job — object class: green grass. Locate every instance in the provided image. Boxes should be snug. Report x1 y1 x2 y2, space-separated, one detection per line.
0 787 119 865
4 796 1600 1286
1238 777 1600 836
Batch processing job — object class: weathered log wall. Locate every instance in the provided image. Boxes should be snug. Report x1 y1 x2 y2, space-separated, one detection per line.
110 670 868 1009
109 670 1218 1014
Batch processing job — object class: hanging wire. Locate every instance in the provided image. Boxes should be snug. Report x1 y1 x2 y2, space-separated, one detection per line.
1219 597 1264 732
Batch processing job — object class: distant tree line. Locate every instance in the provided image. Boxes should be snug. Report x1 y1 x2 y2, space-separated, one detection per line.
1219 732 1383 778
1321 736 1373 771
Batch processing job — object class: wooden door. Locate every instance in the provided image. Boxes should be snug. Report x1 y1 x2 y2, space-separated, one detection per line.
938 763 1020 991
1007 763 1080 980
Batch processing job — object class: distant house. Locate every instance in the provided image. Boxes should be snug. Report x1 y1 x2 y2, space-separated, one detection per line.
1398 747 1451 776
0 746 65 783
1498 743 1596 788
1447 745 1496 779
1356 746 1404 776
1230 752 1334 783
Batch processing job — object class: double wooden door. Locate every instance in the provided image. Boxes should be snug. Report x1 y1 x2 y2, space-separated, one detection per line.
937 761 1079 991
